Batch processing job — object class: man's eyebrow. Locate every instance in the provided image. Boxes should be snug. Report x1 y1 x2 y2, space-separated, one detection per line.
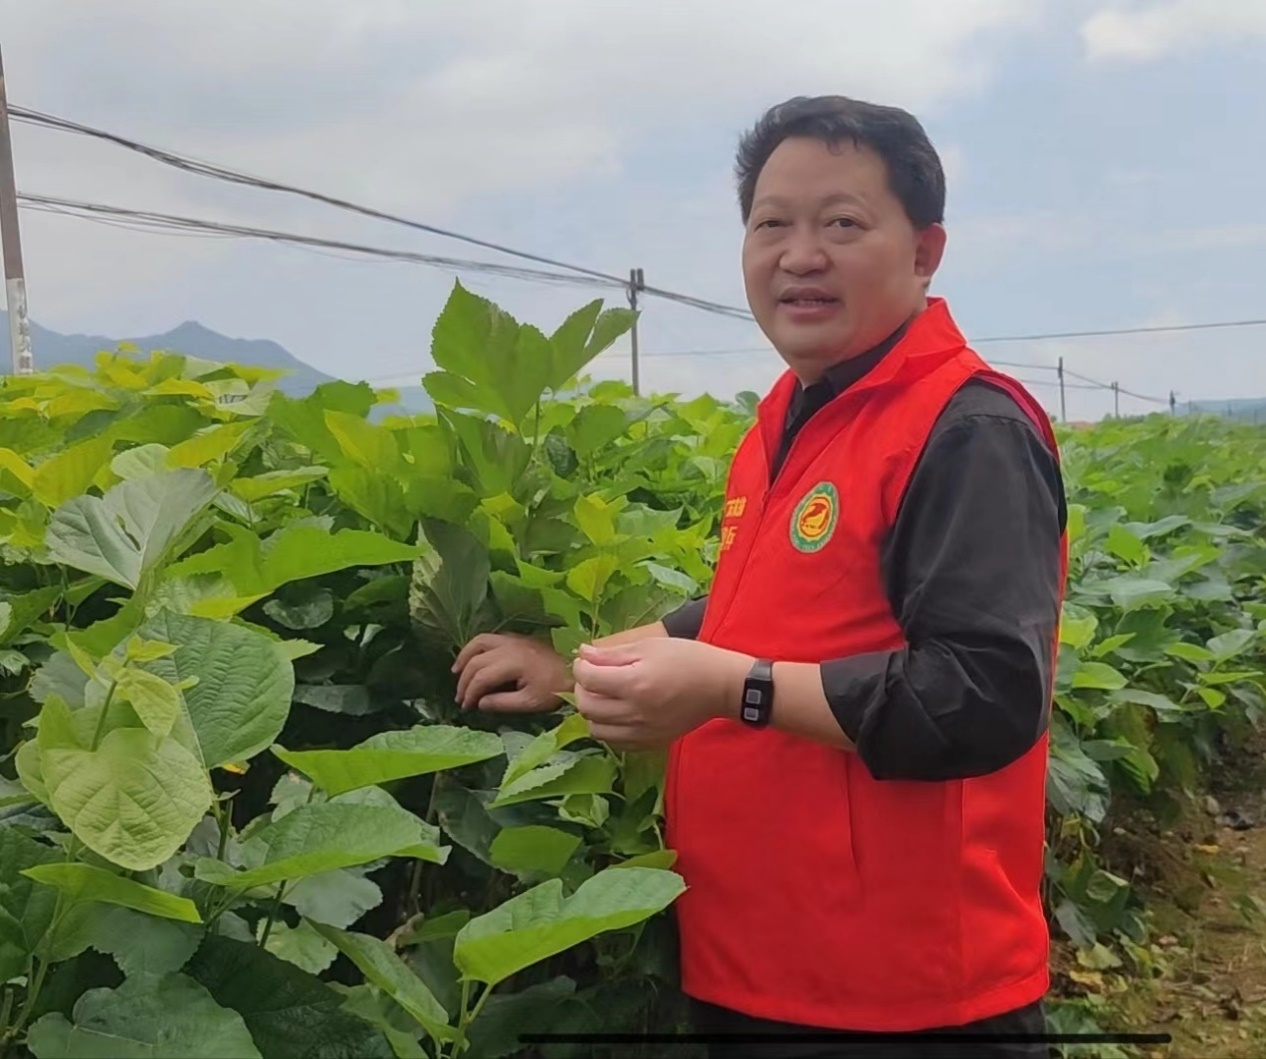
750 191 868 211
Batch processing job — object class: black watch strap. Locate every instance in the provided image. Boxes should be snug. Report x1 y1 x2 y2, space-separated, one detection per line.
740 658 774 727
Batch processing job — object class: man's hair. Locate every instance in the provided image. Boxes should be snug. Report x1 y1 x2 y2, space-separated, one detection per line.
735 95 946 229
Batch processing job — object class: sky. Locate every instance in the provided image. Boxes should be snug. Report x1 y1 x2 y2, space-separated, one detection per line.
2 0 1265 421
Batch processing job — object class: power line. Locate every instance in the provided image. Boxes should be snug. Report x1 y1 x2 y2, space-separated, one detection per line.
14 104 1266 349
17 193 622 292
10 104 754 321
974 318 1266 344
8 105 1249 412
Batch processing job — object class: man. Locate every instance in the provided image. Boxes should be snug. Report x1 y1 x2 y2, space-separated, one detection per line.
453 95 1067 1058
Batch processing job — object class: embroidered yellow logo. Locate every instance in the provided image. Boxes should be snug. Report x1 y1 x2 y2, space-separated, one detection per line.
791 482 838 553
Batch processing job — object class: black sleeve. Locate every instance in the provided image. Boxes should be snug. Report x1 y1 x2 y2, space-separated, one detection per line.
821 382 1066 781
661 596 708 639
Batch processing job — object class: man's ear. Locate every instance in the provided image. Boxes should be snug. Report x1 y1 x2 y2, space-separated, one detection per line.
914 223 947 288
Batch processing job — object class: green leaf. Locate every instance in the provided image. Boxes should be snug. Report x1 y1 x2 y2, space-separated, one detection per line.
172 525 421 598
1208 628 1256 662
273 725 505 796
264 920 338 975
1053 900 1099 947
186 934 396 1059
283 870 383 929
493 753 616 808
307 923 453 1044
0 829 62 982
409 519 491 650
1072 661 1128 691
166 420 253 468
0 585 63 646
259 526 421 593
140 610 295 769
31 435 115 508
22 863 202 923
573 495 620 546
1167 641 1214 664
46 470 220 590
195 801 448 891
26 972 261 1058
230 466 329 503
1106 523 1146 565
81 905 202 978
464 977 577 1059
292 684 380 716
501 712 591 790
113 666 183 738
1059 609 1099 650
565 554 620 603
39 696 213 871
1109 688 1187 718
264 586 335 631
1084 576 1175 612
546 300 635 391
453 866 685 987
568 404 629 457
490 826 583 878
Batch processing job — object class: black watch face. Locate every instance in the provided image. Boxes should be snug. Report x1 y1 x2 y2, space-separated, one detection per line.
741 683 770 725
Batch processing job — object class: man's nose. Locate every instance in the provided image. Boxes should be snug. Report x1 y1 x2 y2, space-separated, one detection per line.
778 226 829 274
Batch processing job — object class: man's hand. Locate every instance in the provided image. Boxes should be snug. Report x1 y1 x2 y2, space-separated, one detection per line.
452 633 572 712
571 638 753 751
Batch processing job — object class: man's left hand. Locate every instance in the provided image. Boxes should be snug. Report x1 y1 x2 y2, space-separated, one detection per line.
571 638 754 751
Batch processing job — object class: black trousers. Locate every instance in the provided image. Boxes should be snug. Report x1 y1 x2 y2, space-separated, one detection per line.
691 997 1051 1059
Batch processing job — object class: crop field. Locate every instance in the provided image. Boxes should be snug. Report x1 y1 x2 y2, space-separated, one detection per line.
0 284 1263 1059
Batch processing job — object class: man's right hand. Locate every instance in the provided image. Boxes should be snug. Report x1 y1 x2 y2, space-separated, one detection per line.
451 633 572 713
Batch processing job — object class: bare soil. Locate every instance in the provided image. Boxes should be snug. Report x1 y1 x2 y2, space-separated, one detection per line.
1056 735 1266 1058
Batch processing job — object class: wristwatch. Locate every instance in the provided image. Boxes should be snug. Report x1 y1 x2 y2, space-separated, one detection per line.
740 658 774 727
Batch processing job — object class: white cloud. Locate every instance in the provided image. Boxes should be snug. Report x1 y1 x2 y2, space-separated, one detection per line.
4 0 1039 211
1082 0 1266 62
0 0 1044 335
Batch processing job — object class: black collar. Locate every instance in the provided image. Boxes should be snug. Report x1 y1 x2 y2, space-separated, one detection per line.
785 320 911 428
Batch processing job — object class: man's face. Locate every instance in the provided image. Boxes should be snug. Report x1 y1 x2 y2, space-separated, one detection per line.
741 136 945 381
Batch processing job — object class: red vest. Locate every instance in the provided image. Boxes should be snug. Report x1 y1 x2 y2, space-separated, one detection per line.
664 299 1068 1031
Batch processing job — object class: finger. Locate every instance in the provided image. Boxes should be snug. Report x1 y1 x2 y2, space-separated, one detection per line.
477 688 557 713
587 722 650 752
454 649 495 703
452 633 502 674
459 657 519 708
574 689 639 726
573 657 639 699
577 643 641 667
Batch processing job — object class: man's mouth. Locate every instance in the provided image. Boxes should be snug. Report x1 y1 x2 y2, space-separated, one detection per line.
778 288 839 307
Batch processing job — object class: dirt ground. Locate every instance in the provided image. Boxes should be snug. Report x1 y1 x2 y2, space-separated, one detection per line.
1069 737 1266 1059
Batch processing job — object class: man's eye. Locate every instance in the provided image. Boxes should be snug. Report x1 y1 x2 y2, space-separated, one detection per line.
755 218 785 229
829 217 858 229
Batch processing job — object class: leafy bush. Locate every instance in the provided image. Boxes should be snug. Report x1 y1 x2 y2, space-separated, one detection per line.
0 282 1262 1057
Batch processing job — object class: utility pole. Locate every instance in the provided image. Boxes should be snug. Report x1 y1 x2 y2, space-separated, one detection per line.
1169 390 1176 415
1056 356 1066 423
627 267 644 396
0 44 32 376
1112 381 1120 418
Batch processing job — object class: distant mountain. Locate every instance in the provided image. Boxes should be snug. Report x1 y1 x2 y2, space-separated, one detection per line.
0 312 336 397
1180 397 1266 424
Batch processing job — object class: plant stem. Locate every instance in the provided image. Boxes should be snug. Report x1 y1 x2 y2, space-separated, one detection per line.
0 987 15 1056
257 882 289 948
214 799 231 861
407 773 445 915
8 954 49 1048
89 673 122 752
448 981 492 1058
